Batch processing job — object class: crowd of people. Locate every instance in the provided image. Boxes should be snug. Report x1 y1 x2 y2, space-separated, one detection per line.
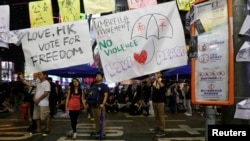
0 71 202 139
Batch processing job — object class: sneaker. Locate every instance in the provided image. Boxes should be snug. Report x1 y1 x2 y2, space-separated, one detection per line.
42 130 50 136
184 113 192 116
150 128 159 134
155 130 165 137
30 130 41 135
66 130 73 137
72 132 77 140
88 114 91 119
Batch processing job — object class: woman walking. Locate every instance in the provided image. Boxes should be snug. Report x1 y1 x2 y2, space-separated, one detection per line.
65 78 87 140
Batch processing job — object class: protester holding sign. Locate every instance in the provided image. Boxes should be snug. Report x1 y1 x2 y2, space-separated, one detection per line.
19 73 40 132
150 71 166 137
31 72 51 137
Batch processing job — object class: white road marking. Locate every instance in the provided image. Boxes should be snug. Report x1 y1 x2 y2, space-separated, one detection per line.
0 132 32 140
0 126 28 131
157 137 205 141
166 120 186 122
178 125 202 135
0 118 70 121
57 137 125 141
106 120 133 122
0 125 12 127
164 127 204 132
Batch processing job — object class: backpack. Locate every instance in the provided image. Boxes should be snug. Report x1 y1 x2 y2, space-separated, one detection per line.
87 84 103 105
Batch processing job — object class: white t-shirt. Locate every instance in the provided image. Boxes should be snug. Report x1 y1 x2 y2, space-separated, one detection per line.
35 80 50 106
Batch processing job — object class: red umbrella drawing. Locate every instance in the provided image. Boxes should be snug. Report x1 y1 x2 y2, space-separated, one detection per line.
131 13 173 65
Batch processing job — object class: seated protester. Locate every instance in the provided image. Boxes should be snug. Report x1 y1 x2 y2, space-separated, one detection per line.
117 87 127 103
128 100 142 116
0 96 14 113
139 100 150 116
118 95 131 113
105 94 118 113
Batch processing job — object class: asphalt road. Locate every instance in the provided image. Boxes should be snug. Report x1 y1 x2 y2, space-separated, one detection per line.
0 109 219 141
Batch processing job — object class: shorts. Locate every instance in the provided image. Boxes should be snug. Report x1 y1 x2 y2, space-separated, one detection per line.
33 105 50 120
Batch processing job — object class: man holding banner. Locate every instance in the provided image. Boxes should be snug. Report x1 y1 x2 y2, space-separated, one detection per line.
150 71 166 137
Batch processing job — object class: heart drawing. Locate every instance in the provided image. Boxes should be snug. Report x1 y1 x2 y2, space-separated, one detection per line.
134 50 148 64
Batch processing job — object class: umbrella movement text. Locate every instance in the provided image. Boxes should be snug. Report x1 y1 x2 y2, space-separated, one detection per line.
93 16 130 36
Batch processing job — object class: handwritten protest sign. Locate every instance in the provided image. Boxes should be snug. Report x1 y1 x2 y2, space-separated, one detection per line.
0 29 28 46
236 41 250 62
127 0 157 10
239 15 250 37
58 0 80 22
29 0 54 27
92 1 187 83
21 20 93 74
84 0 115 14
0 5 10 48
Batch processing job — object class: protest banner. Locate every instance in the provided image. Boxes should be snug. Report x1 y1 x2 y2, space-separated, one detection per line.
0 5 10 48
29 0 54 27
21 20 93 73
92 1 187 83
127 0 157 10
84 0 115 14
58 0 81 22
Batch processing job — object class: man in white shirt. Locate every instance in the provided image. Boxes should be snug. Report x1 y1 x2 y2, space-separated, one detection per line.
32 72 51 136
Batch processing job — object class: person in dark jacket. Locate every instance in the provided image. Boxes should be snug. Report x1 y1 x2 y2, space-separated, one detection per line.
47 77 58 118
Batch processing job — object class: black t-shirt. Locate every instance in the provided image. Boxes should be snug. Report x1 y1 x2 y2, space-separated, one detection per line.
151 79 166 103
142 85 152 101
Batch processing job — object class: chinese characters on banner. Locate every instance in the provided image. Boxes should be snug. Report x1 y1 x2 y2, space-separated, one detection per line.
194 0 230 102
29 0 54 28
58 0 80 22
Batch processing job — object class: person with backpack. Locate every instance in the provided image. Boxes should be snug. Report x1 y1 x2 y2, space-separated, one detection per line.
65 78 87 140
11 72 25 111
87 72 109 139
47 77 58 118
19 73 40 132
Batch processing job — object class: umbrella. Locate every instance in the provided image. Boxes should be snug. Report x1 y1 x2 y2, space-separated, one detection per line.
99 109 104 140
131 13 173 65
